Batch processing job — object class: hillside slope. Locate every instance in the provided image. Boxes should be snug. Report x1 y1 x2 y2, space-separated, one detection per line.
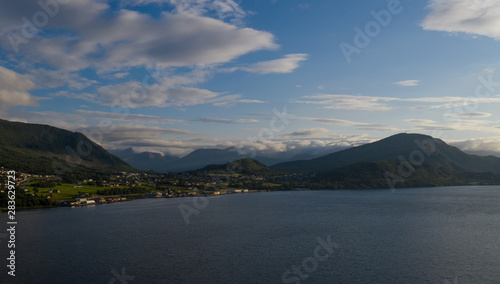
0 119 135 174
271 133 500 174
200 158 279 176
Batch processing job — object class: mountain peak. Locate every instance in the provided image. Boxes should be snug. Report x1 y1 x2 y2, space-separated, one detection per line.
271 132 500 174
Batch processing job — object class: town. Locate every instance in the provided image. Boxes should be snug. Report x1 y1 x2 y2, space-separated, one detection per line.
0 168 306 209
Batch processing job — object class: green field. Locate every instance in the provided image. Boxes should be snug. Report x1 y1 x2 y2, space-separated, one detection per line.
25 182 158 202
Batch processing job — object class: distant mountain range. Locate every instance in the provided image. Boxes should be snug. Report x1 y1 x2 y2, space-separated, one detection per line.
0 119 135 174
110 145 347 172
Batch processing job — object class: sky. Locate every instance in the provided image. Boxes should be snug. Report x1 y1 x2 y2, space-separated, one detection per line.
2 0 500 157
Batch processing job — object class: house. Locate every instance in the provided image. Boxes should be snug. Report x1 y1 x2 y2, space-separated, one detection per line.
203 191 221 196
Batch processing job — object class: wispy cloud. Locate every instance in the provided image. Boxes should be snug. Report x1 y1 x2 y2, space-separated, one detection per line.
297 116 400 132
199 117 259 124
224 53 309 74
238 99 266 104
405 117 500 133
445 112 492 118
409 96 500 110
393 80 420 87
123 0 247 23
421 0 500 39
76 110 184 124
404 119 437 124
295 93 500 112
78 124 200 146
287 128 329 137
113 72 129 79
294 94 399 111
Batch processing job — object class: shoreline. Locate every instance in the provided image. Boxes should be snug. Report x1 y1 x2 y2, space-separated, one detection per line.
4 184 500 212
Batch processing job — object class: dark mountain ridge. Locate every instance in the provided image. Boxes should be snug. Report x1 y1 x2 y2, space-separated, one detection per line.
0 119 135 174
270 133 500 174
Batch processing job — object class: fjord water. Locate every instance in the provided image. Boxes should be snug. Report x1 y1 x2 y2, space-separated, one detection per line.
4 186 500 283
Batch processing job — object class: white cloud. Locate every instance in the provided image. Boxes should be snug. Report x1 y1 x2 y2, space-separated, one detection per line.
29 69 98 90
95 81 237 108
297 116 400 132
0 0 284 108
229 53 308 74
76 110 184 124
0 0 278 75
0 0 312 112
0 66 37 107
405 119 437 124
393 80 420 87
296 93 500 112
445 112 492 118
199 117 259 124
225 135 372 159
294 94 399 111
409 96 500 110
51 91 98 102
450 136 500 156
238 99 266 104
113 72 130 79
421 0 500 39
78 124 199 147
404 116 500 133
122 0 247 22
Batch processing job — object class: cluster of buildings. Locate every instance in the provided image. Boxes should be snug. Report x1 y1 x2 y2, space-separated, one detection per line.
60 197 127 207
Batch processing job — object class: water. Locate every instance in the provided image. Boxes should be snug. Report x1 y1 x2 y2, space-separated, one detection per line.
2 186 500 283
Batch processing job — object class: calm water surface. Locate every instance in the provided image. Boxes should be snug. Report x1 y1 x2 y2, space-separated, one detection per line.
1 186 500 283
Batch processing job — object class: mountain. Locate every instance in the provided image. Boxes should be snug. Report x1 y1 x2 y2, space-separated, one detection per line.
111 148 245 172
110 148 180 172
199 158 278 176
270 133 500 174
310 160 458 189
176 148 245 171
111 145 349 173
0 119 135 174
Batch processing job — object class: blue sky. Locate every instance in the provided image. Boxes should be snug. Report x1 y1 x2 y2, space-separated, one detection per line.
2 0 500 157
